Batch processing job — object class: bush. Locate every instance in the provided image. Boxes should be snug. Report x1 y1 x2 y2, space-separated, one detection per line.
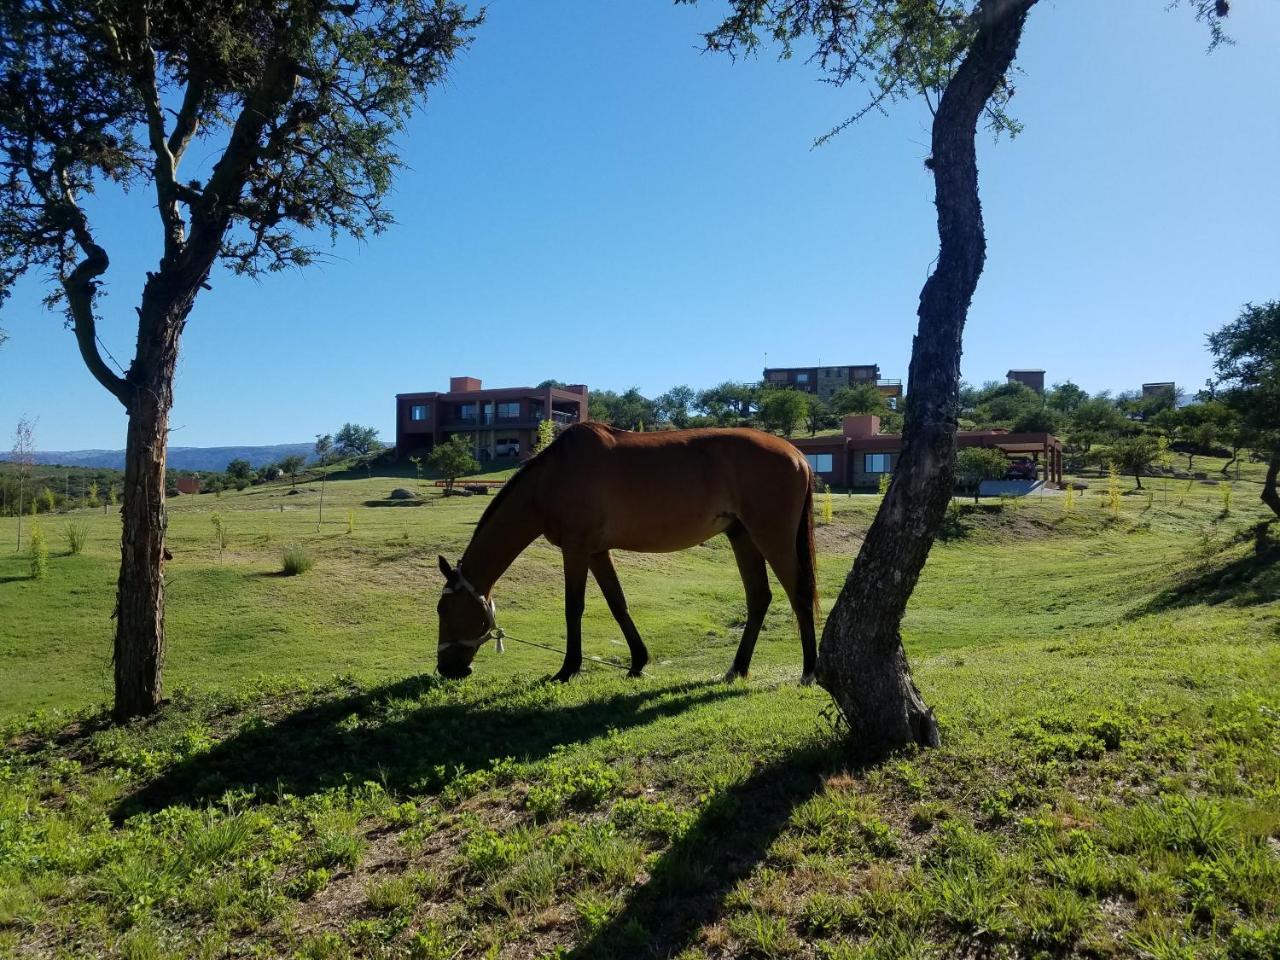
281 544 315 576
29 520 49 579
63 521 87 555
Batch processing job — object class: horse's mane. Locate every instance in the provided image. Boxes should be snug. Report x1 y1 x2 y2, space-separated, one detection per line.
471 425 570 536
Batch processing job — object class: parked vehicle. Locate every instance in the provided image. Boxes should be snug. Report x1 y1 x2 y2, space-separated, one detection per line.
1005 457 1037 481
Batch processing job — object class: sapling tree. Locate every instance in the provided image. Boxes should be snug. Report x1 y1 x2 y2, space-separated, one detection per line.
955 447 1008 503
1111 436 1158 489
533 418 556 455
315 434 333 531
428 435 479 494
0 0 480 721
686 0 1231 755
11 417 35 551
280 454 306 491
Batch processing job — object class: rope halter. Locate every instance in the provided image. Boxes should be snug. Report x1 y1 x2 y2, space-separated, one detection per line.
438 565 505 654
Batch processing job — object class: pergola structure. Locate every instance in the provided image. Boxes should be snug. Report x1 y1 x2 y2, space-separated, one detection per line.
792 415 1065 489
958 430 1065 486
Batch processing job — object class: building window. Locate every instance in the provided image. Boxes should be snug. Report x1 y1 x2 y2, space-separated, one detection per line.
795 373 810 383
409 404 430 422
456 402 476 421
864 453 892 474
496 401 521 420
886 397 897 410
804 453 833 473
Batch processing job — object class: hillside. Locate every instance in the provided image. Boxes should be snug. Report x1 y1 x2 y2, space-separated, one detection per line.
1 461 1276 958
0 443 315 472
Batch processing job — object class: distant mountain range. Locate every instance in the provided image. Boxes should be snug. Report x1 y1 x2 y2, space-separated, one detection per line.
1 444 315 472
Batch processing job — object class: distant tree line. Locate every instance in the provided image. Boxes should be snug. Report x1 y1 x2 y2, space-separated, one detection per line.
560 379 901 438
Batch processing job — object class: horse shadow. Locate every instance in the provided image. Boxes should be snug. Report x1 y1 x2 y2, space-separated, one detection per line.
568 741 845 959
116 675 749 820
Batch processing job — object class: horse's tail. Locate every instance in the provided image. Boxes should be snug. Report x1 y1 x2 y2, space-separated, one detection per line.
796 479 820 626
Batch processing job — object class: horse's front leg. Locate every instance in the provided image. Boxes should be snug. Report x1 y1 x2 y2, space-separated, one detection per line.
553 549 589 682
590 550 649 677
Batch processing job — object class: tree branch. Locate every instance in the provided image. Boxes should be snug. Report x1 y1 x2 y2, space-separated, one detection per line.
50 167 131 406
166 68 207 164
126 10 185 257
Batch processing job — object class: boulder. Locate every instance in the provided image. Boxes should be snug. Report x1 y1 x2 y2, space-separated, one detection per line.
389 488 417 500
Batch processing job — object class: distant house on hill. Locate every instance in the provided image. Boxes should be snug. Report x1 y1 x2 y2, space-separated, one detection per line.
762 363 903 408
790 414 1064 489
174 475 201 495
1006 369 1046 394
395 376 589 461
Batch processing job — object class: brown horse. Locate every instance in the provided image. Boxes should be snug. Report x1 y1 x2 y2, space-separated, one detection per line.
435 422 818 683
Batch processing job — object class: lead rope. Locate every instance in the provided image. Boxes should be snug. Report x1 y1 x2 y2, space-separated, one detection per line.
495 631 635 673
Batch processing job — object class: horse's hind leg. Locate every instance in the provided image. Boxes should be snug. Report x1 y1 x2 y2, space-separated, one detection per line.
725 525 771 681
589 551 649 677
742 518 818 686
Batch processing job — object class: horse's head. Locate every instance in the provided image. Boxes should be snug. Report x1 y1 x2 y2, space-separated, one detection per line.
435 555 498 679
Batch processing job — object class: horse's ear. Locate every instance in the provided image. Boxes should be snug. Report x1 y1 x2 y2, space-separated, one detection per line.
438 555 454 580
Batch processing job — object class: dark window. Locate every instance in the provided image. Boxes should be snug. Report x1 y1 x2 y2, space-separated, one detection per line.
864 453 892 474
409 404 430 422
456 402 476 421
497 401 521 419
804 453 833 473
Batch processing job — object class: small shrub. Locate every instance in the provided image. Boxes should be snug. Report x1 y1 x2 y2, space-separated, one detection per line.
612 796 692 841
281 544 315 576
878 472 892 496
1219 480 1233 514
210 511 229 561
525 761 621 820
461 827 530 879
64 520 88 555
87 480 100 508
821 488 833 525
1017 886 1093 951
408 922 453 960
29 520 49 579
346 508 354 535
287 867 331 899
40 487 55 513
365 875 416 913
1106 462 1122 514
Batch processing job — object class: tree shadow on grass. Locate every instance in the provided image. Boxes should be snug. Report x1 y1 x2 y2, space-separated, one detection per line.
568 741 843 960
1131 523 1280 617
116 675 748 820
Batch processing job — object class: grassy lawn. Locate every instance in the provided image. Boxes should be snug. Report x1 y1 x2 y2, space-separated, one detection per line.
1 461 1277 958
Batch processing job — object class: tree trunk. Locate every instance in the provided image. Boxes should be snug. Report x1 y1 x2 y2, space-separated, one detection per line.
1263 454 1280 519
815 0 1037 758
112 282 190 721
113 389 170 721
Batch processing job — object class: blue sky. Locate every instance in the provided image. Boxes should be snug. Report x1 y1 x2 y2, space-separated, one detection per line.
2 0 1278 451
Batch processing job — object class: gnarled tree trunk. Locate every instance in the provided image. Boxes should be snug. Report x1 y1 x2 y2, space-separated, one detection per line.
1263 454 1280 518
111 277 196 721
815 0 1038 758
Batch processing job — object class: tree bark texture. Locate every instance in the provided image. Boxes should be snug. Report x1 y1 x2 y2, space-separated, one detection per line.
815 0 1038 758
111 273 204 720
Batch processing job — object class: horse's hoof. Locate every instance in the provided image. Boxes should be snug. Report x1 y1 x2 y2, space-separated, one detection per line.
800 672 816 687
551 669 580 683
627 669 645 679
723 668 745 683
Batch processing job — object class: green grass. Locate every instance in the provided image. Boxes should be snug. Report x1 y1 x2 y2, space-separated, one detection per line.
0 460 1276 958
